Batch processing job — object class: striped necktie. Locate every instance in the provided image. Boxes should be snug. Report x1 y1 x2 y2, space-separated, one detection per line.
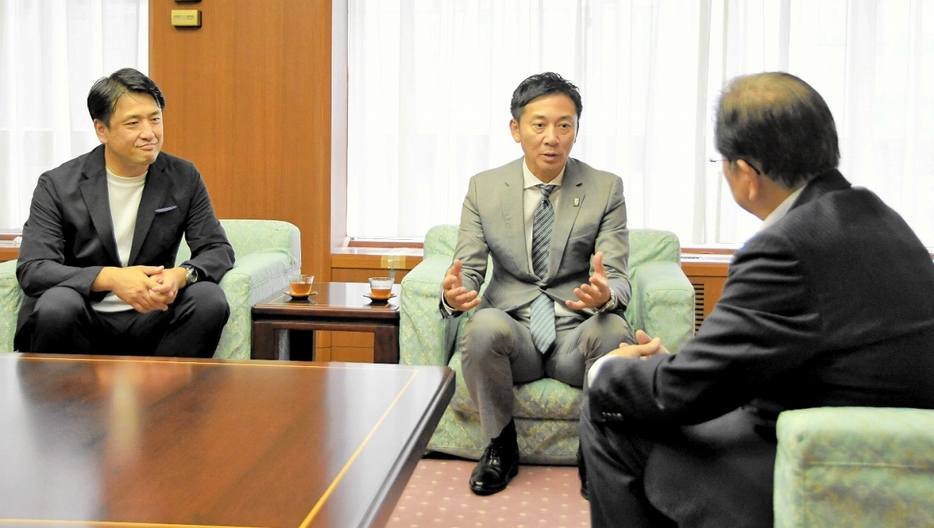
529 184 556 353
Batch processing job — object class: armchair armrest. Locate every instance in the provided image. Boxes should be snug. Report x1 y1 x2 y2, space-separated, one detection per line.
0 260 21 352
625 260 694 353
214 249 299 360
400 255 452 366
775 407 934 528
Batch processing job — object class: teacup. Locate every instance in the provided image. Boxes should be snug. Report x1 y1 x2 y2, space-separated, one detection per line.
289 275 314 297
368 276 393 300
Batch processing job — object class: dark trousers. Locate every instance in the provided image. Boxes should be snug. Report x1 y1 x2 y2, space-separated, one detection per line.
22 282 229 358
580 400 777 528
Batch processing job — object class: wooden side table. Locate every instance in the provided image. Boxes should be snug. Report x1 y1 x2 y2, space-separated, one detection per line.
251 281 401 363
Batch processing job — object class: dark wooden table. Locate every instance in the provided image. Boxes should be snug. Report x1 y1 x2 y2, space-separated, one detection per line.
0 353 454 528
252 282 402 363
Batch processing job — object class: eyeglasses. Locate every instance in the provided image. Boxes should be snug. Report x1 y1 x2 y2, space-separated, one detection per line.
708 158 762 175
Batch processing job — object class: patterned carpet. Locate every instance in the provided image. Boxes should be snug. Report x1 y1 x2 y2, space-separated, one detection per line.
386 454 591 527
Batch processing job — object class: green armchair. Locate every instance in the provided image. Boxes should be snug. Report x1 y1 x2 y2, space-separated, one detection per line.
774 406 934 527
0 219 301 359
399 225 695 464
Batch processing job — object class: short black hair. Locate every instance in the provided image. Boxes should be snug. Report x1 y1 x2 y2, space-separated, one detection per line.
714 72 840 188
87 68 166 127
510 72 583 123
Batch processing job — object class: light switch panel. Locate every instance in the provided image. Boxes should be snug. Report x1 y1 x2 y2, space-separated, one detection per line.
171 10 202 27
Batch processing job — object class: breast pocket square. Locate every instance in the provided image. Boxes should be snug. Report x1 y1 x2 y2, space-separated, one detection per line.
154 206 178 214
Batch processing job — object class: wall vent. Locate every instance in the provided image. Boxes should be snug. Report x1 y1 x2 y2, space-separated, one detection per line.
691 281 705 333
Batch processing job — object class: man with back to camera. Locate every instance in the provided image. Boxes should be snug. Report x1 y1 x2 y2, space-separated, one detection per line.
441 72 635 495
15 67 234 358
580 71 934 527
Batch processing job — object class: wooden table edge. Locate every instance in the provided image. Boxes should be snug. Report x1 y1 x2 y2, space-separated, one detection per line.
362 367 455 528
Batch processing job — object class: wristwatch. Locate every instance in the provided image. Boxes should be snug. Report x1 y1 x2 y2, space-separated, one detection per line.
181 264 200 286
594 289 617 313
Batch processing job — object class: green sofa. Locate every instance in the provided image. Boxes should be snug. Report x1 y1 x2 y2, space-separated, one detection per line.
0 219 301 359
775 406 934 527
399 225 695 464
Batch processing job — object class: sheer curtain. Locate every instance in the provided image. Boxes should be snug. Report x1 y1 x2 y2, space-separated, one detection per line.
346 0 934 249
0 0 149 232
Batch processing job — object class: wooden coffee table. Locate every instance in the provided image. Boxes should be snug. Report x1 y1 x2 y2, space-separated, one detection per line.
0 353 454 528
251 281 402 363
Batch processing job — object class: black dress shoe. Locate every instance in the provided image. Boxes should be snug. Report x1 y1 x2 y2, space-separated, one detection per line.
469 438 519 495
577 445 589 500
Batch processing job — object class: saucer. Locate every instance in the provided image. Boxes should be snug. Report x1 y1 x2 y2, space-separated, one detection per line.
364 293 396 302
284 290 317 300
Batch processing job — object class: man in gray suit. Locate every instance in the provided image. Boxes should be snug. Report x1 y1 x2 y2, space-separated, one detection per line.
442 72 635 495
581 72 934 526
15 68 234 358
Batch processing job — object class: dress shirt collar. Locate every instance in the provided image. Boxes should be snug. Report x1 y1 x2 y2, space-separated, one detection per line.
760 183 807 231
522 159 565 190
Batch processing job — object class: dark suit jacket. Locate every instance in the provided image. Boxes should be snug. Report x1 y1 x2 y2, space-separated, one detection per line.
589 170 934 524
14 145 235 351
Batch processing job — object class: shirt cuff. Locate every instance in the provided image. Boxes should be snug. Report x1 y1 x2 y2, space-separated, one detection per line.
587 353 621 387
440 292 456 317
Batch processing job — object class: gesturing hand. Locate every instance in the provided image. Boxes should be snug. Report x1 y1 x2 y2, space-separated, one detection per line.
566 251 612 310
442 258 481 312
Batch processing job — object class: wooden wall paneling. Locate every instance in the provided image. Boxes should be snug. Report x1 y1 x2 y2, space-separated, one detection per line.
680 260 728 332
330 268 415 284
0 234 17 263
282 0 332 280
149 0 331 280
330 250 422 282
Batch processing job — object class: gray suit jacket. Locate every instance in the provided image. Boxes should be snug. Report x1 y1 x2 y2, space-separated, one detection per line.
14 144 234 350
452 157 631 320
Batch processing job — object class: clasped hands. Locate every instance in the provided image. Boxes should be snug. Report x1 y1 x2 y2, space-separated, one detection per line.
92 265 188 313
441 251 614 312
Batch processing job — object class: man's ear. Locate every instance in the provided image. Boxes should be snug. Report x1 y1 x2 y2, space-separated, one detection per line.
93 119 109 144
735 159 761 201
509 118 520 142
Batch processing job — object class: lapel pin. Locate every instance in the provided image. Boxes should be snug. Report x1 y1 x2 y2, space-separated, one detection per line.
573 197 580 207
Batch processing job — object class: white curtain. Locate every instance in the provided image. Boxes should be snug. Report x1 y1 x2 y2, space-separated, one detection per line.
0 0 149 232
346 0 934 249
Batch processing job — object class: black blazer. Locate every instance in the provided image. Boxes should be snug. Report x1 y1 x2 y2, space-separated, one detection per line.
587 170 934 525
590 170 934 424
14 145 235 350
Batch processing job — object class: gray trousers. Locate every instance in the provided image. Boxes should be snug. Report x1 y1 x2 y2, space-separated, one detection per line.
461 307 633 439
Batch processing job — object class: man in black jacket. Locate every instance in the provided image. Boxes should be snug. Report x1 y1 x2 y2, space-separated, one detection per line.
580 72 934 527
15 68 234 357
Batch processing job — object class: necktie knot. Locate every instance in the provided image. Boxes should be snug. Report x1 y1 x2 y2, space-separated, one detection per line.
536 184 556 201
